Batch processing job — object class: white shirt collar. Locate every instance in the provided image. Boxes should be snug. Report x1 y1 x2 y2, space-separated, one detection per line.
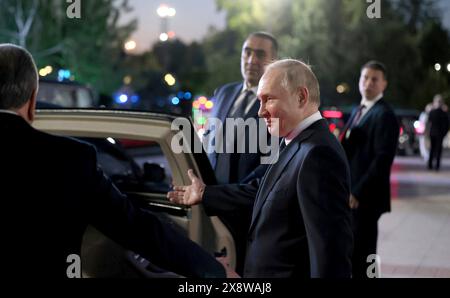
361 93 383 110
243 85 258 95
0 109 19 116
285 111 323 145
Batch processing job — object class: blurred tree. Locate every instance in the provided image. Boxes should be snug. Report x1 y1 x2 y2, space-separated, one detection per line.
0 0 136 95
207 0 450 109
121 39 209 115
202 28 241 95
152 39 208 94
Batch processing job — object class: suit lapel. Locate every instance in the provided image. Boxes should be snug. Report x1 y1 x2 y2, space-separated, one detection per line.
208 83 243 168
249 121 321 232
245 98 260 119
217 83 243 124
357 98 383 127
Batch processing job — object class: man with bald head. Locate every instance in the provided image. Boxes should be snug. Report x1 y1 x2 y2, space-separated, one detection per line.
171 59 353 278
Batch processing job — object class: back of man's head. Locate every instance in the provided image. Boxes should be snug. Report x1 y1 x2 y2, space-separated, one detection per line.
266 59 321 107
0 44 38 110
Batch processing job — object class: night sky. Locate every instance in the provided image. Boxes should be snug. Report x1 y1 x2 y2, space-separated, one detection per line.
121 0 450 53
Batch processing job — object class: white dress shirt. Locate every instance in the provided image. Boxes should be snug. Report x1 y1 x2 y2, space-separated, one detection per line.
0 109 18 116
229 85 258 116
359 93 383 121
285 111 323 146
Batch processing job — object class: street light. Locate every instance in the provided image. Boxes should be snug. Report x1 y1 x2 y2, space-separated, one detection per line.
164 73 176 86
159 33 169 42
447 63 450 73
124 40 137 52
157 4 176 42
434 63 441 71
157 4 176 18
39 66 53 77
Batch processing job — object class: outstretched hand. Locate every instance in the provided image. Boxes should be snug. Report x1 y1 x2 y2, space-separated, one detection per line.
216 257 241 278
167 169 205 206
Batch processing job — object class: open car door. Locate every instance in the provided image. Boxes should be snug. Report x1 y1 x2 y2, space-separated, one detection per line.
34 109 236 278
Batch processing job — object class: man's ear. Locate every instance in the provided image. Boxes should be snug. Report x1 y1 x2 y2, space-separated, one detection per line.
297 87 309 107
27 88 38 123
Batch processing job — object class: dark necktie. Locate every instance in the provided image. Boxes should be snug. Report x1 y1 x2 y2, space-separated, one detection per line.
215 90 254 184
230 90 253 119
340 104 366 141
351 104 366 128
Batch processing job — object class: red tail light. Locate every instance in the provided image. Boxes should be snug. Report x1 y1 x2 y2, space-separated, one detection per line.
323 110 343 119
329 123 337 132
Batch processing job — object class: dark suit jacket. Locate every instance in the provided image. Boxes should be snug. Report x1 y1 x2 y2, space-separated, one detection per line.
341 99 399 217
208 82 265 184
243 119 353 278
0 112 224 278
204 82 270 274
428 108 449 138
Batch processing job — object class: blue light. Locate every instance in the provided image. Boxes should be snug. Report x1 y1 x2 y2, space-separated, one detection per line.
171 97 180 105
184 92 192 100
131 95 140 103
58 69 71 81
58 70 65 81
177 92 185 99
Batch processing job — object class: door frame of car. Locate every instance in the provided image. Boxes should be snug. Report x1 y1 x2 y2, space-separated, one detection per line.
33 109 236 276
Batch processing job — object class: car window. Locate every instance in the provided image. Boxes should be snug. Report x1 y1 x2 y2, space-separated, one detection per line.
37 81 97 108
76 88 94 107
79 137 172 194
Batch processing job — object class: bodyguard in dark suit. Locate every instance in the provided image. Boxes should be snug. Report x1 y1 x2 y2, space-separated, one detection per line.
341 61 399 278
0 44 225 278
208 32 278 184
170 59 353 278
202 32 278 274
427 95 449 171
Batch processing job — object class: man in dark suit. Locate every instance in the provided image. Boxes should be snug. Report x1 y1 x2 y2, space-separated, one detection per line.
427 94 449 171
341 61 399 278
202 32 278 274
170 59 353 278
0 43 225 278
207 31 278 184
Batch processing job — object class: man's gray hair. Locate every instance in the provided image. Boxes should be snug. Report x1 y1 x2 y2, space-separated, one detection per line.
0 44 38 109
266 59 320 106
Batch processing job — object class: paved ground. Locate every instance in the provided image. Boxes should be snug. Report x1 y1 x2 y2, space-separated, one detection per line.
378 153 450 278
